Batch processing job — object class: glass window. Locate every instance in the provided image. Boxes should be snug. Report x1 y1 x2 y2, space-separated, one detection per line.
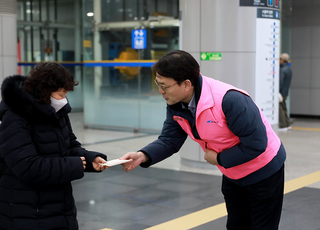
17 0 84 111
83 0 179 132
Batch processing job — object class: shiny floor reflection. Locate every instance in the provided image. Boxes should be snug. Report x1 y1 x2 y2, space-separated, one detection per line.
69 113 320 230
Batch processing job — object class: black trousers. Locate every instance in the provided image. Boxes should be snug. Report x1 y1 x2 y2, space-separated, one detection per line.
222 165 284 230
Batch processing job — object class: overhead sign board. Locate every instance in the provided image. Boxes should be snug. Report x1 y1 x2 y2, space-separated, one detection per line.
132 29 147 50
240 0 280 9
257 8 280 19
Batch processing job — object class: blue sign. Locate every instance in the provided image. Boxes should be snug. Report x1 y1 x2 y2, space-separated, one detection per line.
132 29 147 49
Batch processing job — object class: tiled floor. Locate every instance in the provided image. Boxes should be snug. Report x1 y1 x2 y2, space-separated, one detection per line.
69 113 320 230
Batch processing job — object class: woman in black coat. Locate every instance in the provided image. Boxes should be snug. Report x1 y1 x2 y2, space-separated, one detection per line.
0 62 108 230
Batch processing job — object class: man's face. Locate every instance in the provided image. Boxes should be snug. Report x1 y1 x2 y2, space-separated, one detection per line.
155 74 189 105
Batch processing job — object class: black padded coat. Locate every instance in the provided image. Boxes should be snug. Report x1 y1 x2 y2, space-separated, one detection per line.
0 75 107 230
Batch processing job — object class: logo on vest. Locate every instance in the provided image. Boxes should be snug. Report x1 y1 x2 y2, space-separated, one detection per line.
207 120 218 123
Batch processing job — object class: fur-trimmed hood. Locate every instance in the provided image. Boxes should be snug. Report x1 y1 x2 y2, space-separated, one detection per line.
0 75 71 123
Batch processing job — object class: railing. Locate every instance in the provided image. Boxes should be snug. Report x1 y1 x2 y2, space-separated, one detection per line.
18 60 157 67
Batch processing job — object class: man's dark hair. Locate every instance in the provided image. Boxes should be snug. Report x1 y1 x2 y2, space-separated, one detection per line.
23 62 79 103
152 50 200 86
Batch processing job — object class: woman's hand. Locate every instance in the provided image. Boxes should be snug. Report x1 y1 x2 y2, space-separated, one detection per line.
92 156 109 171
80 156 86 169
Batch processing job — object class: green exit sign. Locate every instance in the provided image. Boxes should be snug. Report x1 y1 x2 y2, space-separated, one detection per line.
200 52 222 61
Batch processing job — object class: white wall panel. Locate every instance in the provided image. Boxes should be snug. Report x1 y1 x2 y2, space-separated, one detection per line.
2 15 16 56
0 57 3 85
290 2 320 115
200 0 256 52
290 88 310 115
189 51 200 66
0 16 2 57
291 27 312 58
310 89 320 115
290 58 311 88
0 13 17 87
179 0 200 52
311 5 320 26
3 56 17 77
200 53 256 97
291 6 313 27
291 0 313 7
311 27 320 58
310 58 320 88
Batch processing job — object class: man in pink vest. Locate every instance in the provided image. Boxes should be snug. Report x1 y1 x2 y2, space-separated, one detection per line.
120 50 286 230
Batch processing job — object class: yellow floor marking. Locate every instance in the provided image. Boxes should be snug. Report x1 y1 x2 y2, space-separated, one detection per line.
144 203 227 230
284 170 320 194
100 228 114 230
291 126 320 131
144 170 320 230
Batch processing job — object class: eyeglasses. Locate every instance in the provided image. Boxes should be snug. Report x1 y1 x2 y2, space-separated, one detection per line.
154 79 177 92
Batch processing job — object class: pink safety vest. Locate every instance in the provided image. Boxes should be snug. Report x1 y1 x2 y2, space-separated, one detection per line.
173 76 281 180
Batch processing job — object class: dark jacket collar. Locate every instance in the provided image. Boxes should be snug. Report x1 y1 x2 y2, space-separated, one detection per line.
194 74 202 105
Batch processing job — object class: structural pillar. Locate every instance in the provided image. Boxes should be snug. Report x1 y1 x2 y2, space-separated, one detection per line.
93 0 103 99
179 0 281 169
0 0 17 98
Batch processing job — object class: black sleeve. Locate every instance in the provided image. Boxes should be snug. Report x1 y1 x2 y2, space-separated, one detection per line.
218 90 268 168
64 115 107 172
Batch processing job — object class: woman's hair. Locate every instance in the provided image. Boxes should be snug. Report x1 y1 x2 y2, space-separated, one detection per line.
152 50 200 86
23 62 79 103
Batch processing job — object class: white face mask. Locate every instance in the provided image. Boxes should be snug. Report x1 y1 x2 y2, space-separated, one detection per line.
50 97 68 112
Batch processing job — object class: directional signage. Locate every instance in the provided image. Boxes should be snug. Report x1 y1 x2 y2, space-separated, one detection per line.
200 52 222 61
255 8 280 125
132 29 147 50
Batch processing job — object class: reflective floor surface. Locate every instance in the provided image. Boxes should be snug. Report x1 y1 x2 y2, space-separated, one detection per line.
69 113 320 230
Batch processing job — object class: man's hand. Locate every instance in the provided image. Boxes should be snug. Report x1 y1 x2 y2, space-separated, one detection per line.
120 151 148 172
92 156 109 171
204 148 219 165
